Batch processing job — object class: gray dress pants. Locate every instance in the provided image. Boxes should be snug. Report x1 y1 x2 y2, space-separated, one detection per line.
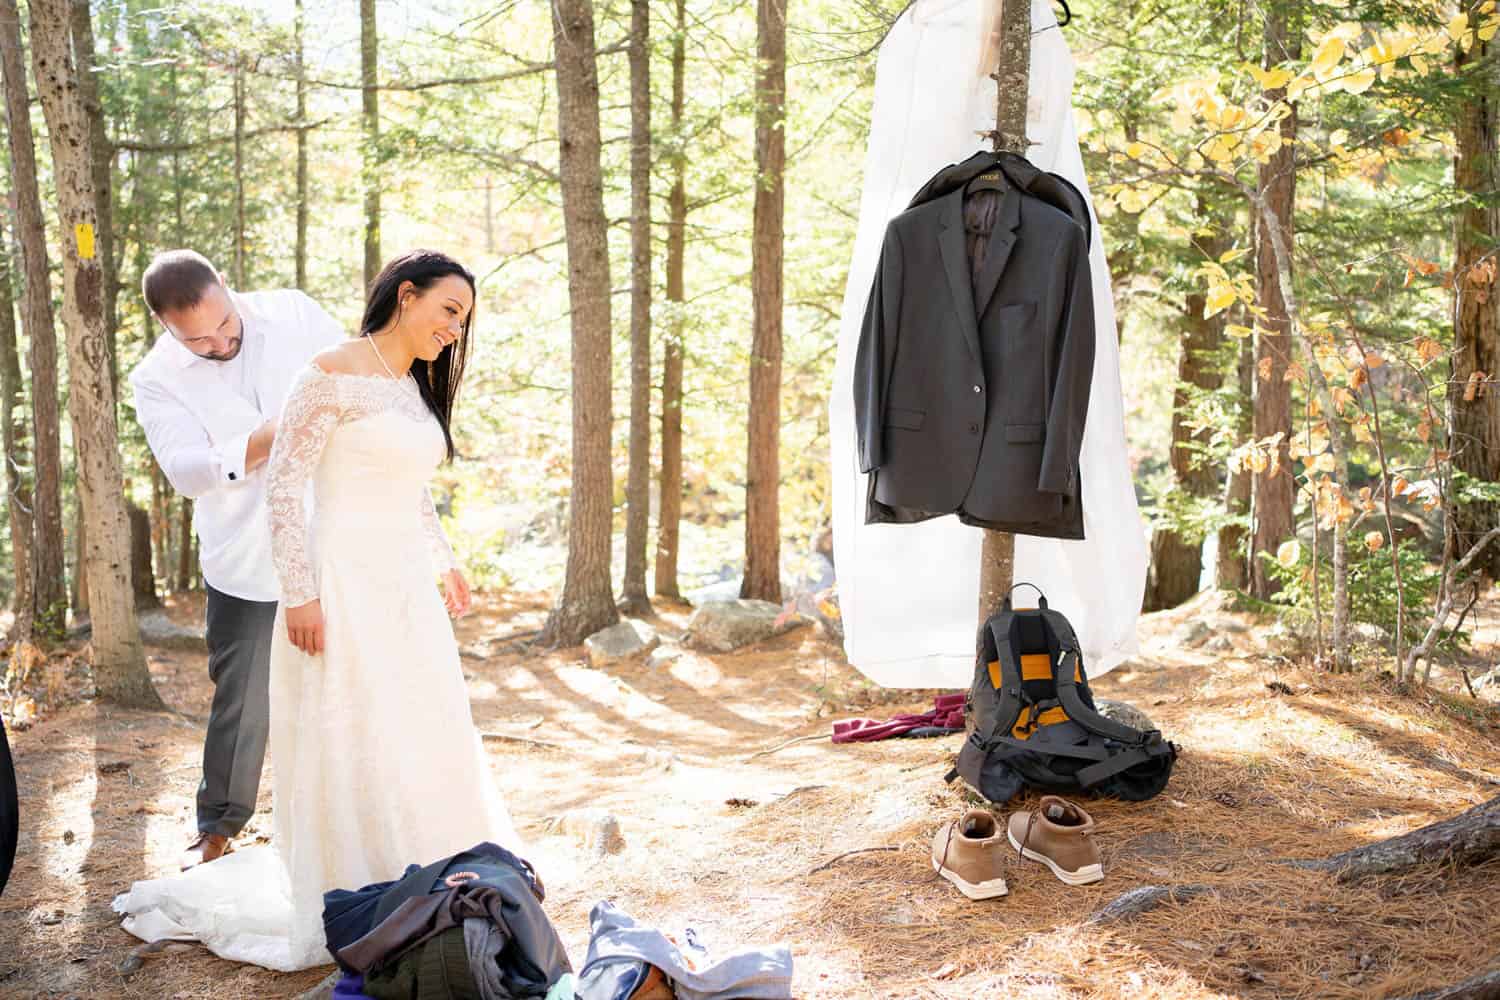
198 583 278 837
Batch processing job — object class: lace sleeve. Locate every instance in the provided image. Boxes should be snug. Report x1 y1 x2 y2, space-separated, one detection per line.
266 365 341 607
419 487 458 574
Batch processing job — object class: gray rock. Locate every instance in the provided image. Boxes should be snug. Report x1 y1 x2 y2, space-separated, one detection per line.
1096 698 1158 734
545 808 626 857
685 578 744 607
1472 667 1500 693
584 619 659 667
136 609 206 651
293 971 342 1000
1204 635 1234 653
686 599 806 653
1350 622 1391 645
646 645 683 669
1175 621 1212 647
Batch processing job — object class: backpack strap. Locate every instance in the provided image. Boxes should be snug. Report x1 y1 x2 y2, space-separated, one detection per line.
1039 608 1150 746
1073 743 1175 787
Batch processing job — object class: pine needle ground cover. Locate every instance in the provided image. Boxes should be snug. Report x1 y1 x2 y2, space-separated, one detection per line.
3 587 1498 999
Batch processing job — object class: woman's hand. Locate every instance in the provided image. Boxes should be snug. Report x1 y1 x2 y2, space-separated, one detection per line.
286 600 325 655
442 569 472 618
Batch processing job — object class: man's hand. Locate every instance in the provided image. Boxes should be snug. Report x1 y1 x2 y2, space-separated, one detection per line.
244 417 278 474
285 599 324 655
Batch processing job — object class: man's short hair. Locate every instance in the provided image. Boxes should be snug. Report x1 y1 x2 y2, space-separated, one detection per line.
142 250 220 318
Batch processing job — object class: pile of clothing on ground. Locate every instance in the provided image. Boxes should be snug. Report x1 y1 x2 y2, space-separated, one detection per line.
321 842 794 1000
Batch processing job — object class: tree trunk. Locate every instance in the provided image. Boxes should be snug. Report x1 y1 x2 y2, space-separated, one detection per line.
72 507 86 618
1217 335 1253 590
69 0 116 396
0 0 66 642
1146 213 1228 610
741 0 786 604
1452 37 1500 582
654 0 687 602
1303 793 1500 881
976 0 1031 624
232 62 246 288
360 0 380 288
177 497 193 592
621 0 653 615
0 219 33 641
1249 2 1299 599
294 0 308 290
129 503 158 609
28 0 157 707
150 463 168 593
541 0 619 647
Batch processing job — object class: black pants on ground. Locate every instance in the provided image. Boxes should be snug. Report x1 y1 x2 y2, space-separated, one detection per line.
197 583 278 838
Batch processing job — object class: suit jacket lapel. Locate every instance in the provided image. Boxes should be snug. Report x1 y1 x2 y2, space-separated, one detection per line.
937 191 983 365
973 187 1022 319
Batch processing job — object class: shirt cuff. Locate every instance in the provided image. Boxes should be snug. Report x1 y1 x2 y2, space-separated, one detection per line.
215 430 253 485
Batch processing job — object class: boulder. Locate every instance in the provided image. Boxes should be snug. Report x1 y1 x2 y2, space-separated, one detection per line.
136 610 206 652
584 619 659 668
686 599 805 653
1095 698 1159 734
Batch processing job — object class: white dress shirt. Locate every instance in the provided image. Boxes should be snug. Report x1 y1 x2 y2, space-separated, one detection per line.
130 289 345 602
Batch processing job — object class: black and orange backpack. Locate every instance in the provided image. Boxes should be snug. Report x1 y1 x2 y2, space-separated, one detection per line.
946 585 1177 804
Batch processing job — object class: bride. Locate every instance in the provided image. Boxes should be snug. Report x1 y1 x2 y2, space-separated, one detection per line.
114 250 520 971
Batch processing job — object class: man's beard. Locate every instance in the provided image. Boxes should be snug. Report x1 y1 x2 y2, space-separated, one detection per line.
202 337 243 362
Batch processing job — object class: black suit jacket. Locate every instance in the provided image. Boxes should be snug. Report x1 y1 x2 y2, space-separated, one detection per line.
853 161 1096 540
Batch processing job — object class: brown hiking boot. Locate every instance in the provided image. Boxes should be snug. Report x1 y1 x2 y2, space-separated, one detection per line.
930 809 1008 900
179 832 233 871
1006 796 1103 885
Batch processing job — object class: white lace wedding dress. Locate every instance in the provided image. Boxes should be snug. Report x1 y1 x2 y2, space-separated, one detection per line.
114 363 520 972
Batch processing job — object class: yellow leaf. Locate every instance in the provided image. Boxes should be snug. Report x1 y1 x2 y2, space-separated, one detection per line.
1392 475 1410 497
1480 22 1499 42
1416 337 1444 363
1313 452 1337 473
1258 356 1275 381
1226 324 1254 339
1205 284 1237 317
1247 449 1270 473
1219 247 1252 264
1276 539 1301 568
1411 53 1429 76
1125 140 1148 159
1342 67 1378 95
1352 420 1374 443
1284 361 1307 383
1449 12 1470 42
1248 64 1294 90
1286 75 1315 101
1364 530 1386 551
1329 128 1349 146
1310 34 1347 78
1332 386 1356 412
1364 350 1385 369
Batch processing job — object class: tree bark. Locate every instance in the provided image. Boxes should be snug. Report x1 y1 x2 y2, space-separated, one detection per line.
0 218 32 640
976 0 1031 624
177 497 193 591
28 0 157 707
294 0 308 290
1217 336 1253 590
129 503 158 609
621 0 652 615
232 62 246 288
0 0 66 642
1303 793 1500 881
360 0 380 288
1249 1 1299 599
150 463 168 593
69 0 116 395
541 0 619 647
654 0 687 602
1146 213 1228 610
1452 37 1500 582
741 0 786 604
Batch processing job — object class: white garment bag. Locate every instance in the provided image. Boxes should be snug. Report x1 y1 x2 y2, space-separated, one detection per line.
829 0 1146 687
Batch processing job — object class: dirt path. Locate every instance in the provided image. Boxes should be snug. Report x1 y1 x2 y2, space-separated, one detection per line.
3 590 1498 999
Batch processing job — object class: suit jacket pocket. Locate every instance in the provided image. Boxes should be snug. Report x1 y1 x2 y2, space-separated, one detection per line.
1005 423 1044 443
884 406 925 431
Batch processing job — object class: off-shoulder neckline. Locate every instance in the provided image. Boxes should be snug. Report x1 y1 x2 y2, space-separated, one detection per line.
307 363 413 384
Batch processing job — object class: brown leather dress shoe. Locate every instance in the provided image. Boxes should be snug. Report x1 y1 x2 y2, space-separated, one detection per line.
180 832 233 871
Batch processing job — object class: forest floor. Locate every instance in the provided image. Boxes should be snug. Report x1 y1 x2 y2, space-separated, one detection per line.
3 585 1500 1000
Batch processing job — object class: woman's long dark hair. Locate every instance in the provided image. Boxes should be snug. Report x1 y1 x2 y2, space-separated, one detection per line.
360 249 475 461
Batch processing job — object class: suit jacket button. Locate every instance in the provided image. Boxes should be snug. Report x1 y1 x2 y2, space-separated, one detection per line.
228 472 237 481
969 422 979 434
972 384 982 393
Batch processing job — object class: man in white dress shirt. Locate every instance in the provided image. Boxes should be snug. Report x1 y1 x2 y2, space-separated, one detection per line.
130 250 344 868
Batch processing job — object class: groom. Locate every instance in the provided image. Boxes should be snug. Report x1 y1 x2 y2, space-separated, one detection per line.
130 250 344 869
